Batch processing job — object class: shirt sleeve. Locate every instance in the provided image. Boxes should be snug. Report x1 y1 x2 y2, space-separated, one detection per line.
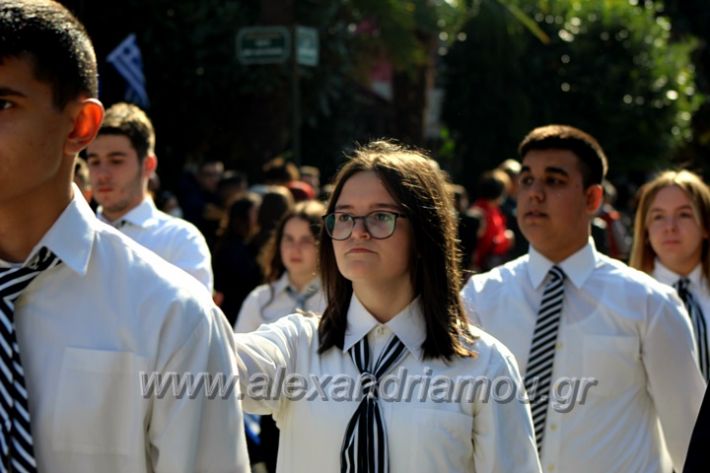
170 226 214 293
460 279 483 326
234 315 309 417
472 344 542 473
643 291 706 471
234 289 263 333
148 306 250 473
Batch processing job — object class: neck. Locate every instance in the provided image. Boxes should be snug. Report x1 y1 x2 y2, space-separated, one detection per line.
537 234 589 264
101 193 147 223
0 183 72 263
662 259 699 278
352 277 415 323
288 271 315 292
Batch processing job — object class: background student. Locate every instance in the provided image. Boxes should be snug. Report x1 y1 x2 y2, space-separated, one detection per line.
630 170 710 380
461 125 705 473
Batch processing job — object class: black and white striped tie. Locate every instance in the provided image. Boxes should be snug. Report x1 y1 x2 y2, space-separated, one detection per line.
524 265 565 453
674 277 709 381
341 334 407 473
0 247 60 473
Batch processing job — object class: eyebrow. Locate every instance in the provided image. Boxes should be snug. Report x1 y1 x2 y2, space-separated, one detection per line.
334 202 400 211
519 165 569 177
649 204 694 212
0 86 27 98
85 151 129 159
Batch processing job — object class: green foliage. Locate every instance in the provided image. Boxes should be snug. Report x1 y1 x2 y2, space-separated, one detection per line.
442 0 702 188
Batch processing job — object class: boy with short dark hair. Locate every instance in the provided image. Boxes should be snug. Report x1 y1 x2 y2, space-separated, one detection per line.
0 1 249 471
462 124 704 472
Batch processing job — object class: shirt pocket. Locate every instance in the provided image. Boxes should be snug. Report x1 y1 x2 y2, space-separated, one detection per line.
392 405 473 471
582 335 640 398
52 347 149 455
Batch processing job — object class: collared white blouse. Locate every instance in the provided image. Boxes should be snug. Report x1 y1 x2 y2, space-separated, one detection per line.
234 273 326 333
235 295 542 473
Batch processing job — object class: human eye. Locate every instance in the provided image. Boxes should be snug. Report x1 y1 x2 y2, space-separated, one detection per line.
648 212 664 223
0 99 13 111
519 175 533 187
371 211 394 222
336 213 352 223
545 176 565 186
679 209 694 217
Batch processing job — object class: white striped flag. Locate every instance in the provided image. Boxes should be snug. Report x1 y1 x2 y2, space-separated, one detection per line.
107 33 149 108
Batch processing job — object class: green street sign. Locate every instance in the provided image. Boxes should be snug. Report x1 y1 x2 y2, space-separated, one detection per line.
296 26 319 67
237 27 290 65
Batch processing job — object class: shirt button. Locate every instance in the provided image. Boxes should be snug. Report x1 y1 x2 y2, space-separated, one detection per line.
547 465 555 472
549 423 557 432
376 326 385 336
555 342 563 350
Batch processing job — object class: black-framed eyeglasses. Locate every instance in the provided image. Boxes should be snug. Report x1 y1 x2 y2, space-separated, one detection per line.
322 211 408 240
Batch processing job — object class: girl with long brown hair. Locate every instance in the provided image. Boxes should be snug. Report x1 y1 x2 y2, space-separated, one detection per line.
235 140 541 473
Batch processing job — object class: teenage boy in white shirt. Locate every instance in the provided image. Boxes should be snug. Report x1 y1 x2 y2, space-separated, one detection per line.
86 102 213 291
0 1 248 471
461 124 705 473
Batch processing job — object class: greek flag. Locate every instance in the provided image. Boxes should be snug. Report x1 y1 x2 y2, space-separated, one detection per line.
107 34 149 108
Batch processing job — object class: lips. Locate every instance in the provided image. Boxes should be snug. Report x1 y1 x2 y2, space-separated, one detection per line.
523 210 547 218
661 240 681 246
346 247 375 254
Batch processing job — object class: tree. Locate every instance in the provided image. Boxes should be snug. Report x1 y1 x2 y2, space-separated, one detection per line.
442 0 701 191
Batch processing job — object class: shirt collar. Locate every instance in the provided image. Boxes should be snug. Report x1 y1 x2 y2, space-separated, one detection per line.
98 197 158 228
19 184 97 276
273 273 321 295
528 239 599 289
653 258 703 287
343 294 426 361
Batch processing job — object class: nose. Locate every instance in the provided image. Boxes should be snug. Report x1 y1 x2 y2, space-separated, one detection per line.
666 215 679 232
90 163 110 185
350 217 371 240
525 180 545 202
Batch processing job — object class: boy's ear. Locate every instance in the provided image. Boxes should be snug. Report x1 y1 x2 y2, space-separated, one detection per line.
65 98 104 156
585 184 604 215
143 154 158 176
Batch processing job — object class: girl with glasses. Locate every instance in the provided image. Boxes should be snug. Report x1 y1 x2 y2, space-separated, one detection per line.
629 170 710 380
235 140 541 472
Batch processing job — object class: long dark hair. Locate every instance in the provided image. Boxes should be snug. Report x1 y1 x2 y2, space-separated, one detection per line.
259 200 326 314
318 140 476 360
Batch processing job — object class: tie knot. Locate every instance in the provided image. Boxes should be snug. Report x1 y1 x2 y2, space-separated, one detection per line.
548 265 565 282
675 277 690 292
26 247 60 272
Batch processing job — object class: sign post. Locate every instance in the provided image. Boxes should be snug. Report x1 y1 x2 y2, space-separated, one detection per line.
237 26 319 166
236 27 290 65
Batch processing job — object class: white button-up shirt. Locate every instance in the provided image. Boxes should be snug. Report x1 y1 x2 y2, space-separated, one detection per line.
11 190 249 473
98 198 213 292
653 260 710 330
234 273 326 333
461 241 706 473
235 295 542 473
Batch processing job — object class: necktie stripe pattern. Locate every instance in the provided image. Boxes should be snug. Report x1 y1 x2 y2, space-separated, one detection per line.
286 285 320 311
524 265 565 453
674 278 709 381
0 247 60 473
341 335 407 473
